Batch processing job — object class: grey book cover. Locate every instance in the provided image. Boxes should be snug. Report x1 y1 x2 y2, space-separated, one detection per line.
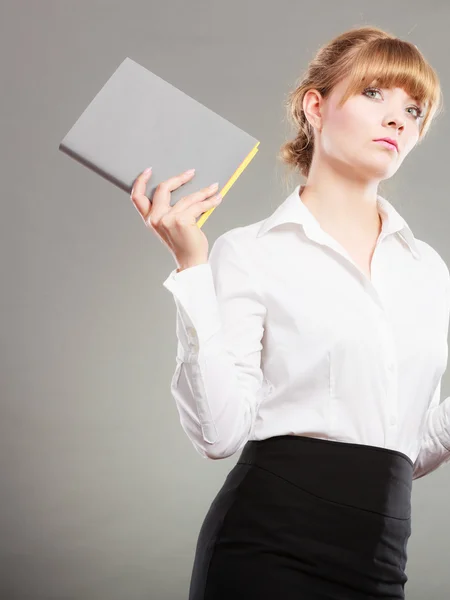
59 57 260 227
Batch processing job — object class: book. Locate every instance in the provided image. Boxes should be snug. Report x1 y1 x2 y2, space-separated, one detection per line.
58 57 260 228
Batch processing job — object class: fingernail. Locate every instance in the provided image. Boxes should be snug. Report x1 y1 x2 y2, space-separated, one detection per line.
185 168 196 175
144 167 152 175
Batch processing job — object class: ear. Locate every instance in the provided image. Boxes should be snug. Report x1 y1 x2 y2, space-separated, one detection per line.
303 89 323 132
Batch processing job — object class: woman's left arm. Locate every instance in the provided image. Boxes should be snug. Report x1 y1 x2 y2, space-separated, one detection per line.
413 259 450 479
413 380 450 479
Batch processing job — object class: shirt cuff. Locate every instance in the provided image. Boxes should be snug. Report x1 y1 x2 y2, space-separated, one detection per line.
163 263 222 352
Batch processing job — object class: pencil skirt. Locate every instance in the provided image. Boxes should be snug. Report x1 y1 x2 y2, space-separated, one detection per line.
188 434 413 600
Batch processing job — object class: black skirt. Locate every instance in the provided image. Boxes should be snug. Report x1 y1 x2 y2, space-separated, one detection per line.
188 434 413 600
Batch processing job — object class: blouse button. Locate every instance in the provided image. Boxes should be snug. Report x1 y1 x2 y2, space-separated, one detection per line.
186 327 199 351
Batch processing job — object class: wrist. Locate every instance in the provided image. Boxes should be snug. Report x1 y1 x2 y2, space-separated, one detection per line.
176 261 208 272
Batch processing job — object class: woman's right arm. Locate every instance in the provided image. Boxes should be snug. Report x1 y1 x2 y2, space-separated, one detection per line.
163 233 268 459
130 168 267 460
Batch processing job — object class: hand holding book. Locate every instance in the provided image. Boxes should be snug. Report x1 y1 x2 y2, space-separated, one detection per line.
58 57 259 233
131 167 222 272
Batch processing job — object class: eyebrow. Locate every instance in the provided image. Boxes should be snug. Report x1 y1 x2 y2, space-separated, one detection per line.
393 87 424 107
407 93 421 105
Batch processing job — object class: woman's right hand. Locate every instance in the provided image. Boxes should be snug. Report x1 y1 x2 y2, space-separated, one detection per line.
130 167 223 271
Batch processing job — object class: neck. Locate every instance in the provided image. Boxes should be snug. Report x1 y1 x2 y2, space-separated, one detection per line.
299 161 382 238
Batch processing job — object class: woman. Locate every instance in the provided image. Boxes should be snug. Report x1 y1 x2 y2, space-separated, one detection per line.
132 25 449 599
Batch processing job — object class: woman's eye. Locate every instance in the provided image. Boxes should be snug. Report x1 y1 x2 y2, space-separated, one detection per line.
363 87 423 120
363 87 382 100
407 106 423 120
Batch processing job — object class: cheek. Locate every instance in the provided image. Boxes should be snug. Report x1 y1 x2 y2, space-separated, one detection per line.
322 111 363 156
405 131 419 153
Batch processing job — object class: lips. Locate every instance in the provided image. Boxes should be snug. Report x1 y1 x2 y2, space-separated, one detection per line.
374 138 398 151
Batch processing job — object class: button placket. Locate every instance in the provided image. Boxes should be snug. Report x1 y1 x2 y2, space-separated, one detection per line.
385 323 398 434
376 306 399 438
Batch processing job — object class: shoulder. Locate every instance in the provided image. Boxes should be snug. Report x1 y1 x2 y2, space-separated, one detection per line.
207 221 267 293
210 220 266 256
414 237 450 287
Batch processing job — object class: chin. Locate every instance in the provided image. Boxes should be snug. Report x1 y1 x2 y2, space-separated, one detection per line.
361 156 400 181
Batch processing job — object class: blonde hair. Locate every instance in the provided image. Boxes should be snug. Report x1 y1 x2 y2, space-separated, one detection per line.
278 25 443 182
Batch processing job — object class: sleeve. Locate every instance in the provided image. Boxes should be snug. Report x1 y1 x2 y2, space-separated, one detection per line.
162 233 268 460
413 261 450 480
412 380 450 480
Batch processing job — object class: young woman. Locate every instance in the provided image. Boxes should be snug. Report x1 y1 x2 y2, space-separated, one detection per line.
132 25 448 600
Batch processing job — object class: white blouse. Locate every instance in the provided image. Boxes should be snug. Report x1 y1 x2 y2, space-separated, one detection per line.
162 184 450 479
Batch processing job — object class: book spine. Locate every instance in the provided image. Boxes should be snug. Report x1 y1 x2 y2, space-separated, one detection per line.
196 141 260 229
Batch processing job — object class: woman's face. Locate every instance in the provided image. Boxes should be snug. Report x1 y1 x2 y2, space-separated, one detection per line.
307 74 424 181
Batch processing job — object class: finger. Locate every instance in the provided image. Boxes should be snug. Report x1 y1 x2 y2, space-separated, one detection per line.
130 167 153 218
171 181 220 213
188 193 222 226
149 168 197 222
168 193 222 227
157 168 197 195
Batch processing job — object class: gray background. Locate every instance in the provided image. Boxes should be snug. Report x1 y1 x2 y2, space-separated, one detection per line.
3 0 450 598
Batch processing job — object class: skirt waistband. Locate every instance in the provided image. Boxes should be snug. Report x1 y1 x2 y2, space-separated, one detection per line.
238 435 413 519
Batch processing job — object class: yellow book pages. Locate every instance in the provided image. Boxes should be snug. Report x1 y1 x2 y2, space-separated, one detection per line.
196 141 260 229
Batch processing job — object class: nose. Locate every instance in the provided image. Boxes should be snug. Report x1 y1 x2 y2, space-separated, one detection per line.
387 119 405 131
384 112 405 131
